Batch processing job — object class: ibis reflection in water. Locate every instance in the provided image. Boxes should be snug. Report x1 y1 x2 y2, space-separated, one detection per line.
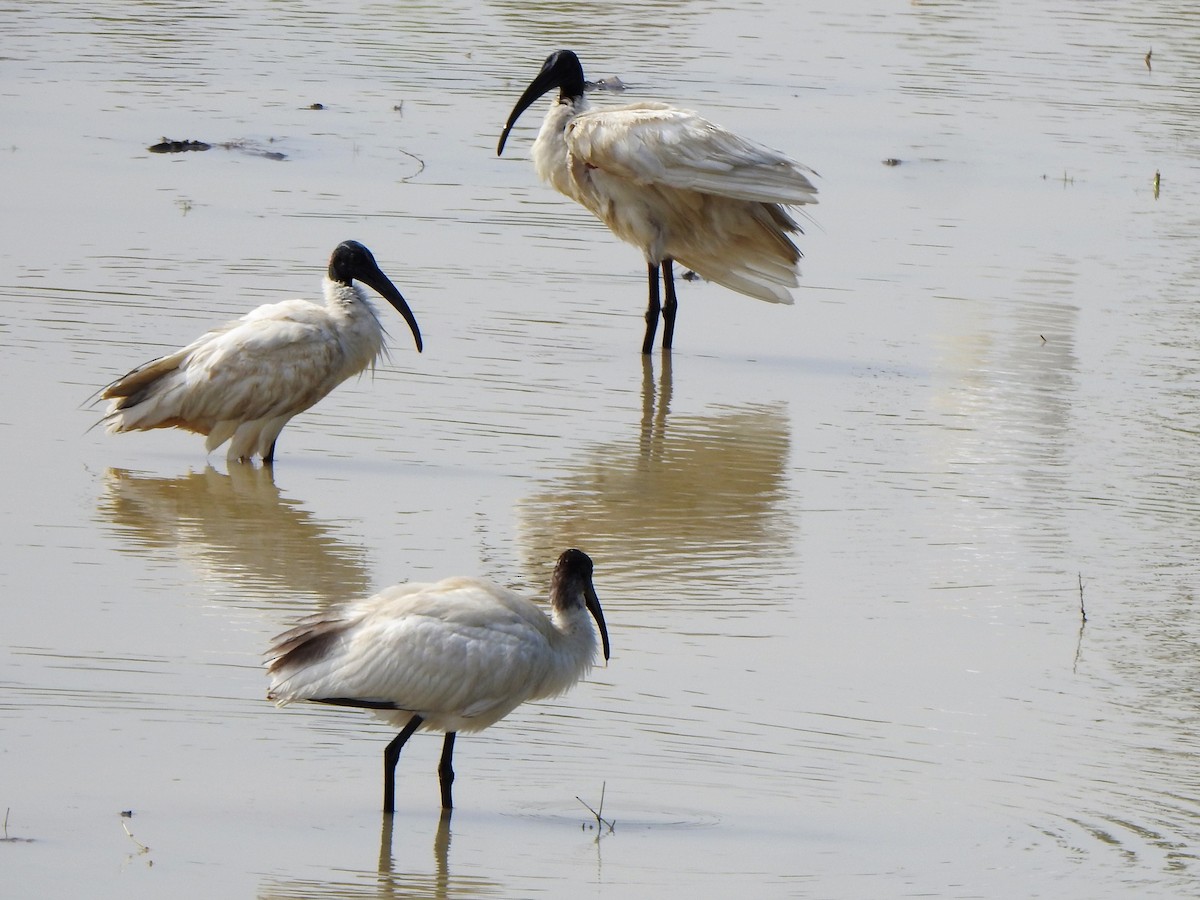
266 549 611 813
498 49 818 354
99 240 423 463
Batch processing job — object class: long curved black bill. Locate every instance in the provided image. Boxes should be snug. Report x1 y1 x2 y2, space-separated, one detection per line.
359 268 423 353
497 50 584 156
586 583 611 663
497 80 550 157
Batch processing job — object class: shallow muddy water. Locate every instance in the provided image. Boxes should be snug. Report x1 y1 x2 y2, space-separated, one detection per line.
4 1 1200 897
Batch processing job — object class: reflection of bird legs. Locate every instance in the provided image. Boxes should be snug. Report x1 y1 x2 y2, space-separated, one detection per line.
433 809 452 896
224 458 278 490
639 352 673 461
377 806 453 898
377 810 394 880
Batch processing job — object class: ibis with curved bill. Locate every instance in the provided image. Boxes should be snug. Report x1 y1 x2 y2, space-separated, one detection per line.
266 548 611 813
99 240 423 463
498 49 818 353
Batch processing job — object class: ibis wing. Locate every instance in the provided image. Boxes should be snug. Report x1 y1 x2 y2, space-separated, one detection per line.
102 299 355 433
99 315 244 404
567 103 818 206
180 303 353 424
269 579 559 729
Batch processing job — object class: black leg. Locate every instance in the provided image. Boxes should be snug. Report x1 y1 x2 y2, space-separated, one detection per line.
263 440 277 465
661 259 678 351
383 715 423 815
438 732 457 809
642 261 661 355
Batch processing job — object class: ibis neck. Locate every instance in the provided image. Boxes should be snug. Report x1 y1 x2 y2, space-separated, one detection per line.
533 98 587 201
323 278 387 373
533 604 599 698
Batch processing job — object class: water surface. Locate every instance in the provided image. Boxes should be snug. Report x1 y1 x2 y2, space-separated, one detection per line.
4 1 1200 897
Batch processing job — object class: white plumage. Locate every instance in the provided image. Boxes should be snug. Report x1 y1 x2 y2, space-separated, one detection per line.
99 240 423 463
266 548 610 812
498 49 818 353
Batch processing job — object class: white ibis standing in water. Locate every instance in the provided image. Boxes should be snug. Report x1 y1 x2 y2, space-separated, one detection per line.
265 548 611 813
498 49 818 354
99 241 423 463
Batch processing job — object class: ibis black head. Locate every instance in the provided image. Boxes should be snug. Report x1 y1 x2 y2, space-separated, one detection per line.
497 50 587 156
552 548 611 662
328 240 423 353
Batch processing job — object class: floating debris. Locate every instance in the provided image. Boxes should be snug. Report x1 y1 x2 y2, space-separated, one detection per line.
1041 170 1074 186
217 139 286 161
586 76 627 92
1145 48 1152 71
306 102 325 110
148 136 286 161
148 138 210 154
1154 168 1160 199
882 158 902 166
121 819 150 856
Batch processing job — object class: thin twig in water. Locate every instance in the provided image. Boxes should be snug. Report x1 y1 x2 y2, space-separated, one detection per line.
576 782 615 833
1 807 33 844
396 146 425 183
122 820 150 855
1072 572 1088 674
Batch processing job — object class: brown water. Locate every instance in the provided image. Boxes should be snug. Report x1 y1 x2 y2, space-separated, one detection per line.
4 1 1200 897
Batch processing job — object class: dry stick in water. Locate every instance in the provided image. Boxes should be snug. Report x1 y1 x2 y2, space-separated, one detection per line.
1072 573 1088 675
576 782 615 833
122 820 150 855
1 808 34 844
